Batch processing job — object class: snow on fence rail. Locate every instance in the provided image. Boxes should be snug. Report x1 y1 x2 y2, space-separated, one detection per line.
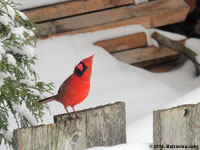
13 102 126 150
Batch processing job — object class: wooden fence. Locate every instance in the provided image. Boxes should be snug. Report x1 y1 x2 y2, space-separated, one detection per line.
13 102 126 150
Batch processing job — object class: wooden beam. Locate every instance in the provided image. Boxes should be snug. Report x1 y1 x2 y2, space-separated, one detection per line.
13 102 126 150
94 32 147 53
24 0 135 23
145 59 180 73
134 55 180 68
112 45 179 66
39 0 189 37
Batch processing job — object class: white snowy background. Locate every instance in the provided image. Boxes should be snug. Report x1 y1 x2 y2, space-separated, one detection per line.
1 1 200 150
2 25 200 150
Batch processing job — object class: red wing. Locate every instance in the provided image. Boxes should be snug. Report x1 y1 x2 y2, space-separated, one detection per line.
58 77 70 96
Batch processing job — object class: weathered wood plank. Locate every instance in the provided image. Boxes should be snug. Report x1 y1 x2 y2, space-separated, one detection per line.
146 60 180 73
39 0 189 37
112 46 179 65
13 102 126 150
14 122 87 150
153 103 200 150
94 33 147 53
24 0 135 23
54 102 126 148
134 54 180 68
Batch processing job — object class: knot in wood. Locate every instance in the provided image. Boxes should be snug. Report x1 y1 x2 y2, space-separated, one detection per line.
72 134 79 143
183 108 190 117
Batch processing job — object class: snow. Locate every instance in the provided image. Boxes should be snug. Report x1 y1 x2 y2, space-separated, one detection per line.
16 10 28 20
0 43 6 55
1 130 13 142
12 102 38 126
5 54 16 66
2 5 16 20
15 0 147 10
0 1 36 62
11 26 26 39
87 142 151 150
11 26 34 40
9 44 36 59
185 38 200 54
22 45 36 58
1 24 200 149
135 0 149 4
0 13 11 26
185 38 200 63
0 72 9 87
16 0 71 10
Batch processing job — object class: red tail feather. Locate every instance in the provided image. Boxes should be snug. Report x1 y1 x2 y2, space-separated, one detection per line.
38 95 57 103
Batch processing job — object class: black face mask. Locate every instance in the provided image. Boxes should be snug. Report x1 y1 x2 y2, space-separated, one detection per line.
74 62 88 76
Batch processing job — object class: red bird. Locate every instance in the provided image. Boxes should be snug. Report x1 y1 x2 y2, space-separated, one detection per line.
39 55 94 120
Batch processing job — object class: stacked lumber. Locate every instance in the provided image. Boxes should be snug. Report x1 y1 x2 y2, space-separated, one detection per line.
94 32 184 72
23 0 189 37
23 0 190 72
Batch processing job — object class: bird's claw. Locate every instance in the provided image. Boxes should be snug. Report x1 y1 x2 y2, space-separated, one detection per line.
75 114 82 120
68 115 82 123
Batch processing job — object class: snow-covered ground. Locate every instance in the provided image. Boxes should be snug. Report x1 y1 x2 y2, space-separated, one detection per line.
2 25 200 150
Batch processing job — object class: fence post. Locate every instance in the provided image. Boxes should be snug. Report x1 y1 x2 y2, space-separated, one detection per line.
153 103 200 150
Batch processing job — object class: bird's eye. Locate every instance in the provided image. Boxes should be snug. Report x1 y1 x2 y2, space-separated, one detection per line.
77 63 84 71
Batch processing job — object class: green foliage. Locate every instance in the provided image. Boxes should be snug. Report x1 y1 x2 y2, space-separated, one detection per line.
0 0 54 147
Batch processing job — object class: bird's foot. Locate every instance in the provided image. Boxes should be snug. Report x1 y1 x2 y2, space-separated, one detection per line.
74 114 82 120
68 115 82 123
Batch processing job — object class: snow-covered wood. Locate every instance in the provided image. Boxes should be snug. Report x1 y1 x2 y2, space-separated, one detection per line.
152 32 200 75
23 0 134 23
94 33 147 53
38 0 189 37
112 46 179 67
13 102 126 150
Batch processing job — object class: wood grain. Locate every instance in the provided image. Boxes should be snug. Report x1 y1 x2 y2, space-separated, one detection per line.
112 46 179 65
24 0 135 23
13 102 126 150
154 103 200 149
94 33 147 53
146 60 180 73
39 0 189 37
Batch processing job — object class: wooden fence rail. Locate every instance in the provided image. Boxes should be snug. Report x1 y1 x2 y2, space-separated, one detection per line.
13 102 126 150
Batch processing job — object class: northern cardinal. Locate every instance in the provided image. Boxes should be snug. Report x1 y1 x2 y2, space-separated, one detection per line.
39 55 94 120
